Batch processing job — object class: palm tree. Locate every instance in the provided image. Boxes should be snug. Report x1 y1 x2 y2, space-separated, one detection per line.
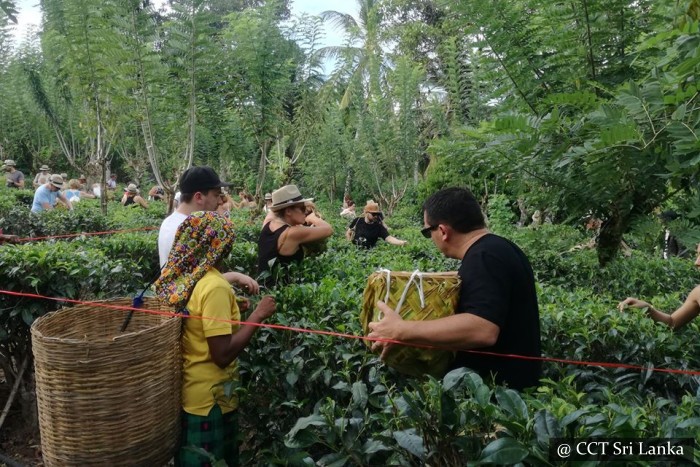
318 0 387 109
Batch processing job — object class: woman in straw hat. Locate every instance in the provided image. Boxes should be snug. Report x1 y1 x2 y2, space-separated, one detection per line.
347 200 407 248
257 185 333 279
155 211 276 466
120 183 149 208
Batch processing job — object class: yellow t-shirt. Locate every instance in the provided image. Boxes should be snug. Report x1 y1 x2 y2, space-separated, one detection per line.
182 269 240 416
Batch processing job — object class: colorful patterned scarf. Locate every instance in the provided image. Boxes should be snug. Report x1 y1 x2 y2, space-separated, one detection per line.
155 211 236 308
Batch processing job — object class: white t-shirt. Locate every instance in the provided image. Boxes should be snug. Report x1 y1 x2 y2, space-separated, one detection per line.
158 211 188 268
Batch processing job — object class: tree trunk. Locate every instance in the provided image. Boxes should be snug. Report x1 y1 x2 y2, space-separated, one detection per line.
255 141 269 199
596 212 629 267
343 168 353 200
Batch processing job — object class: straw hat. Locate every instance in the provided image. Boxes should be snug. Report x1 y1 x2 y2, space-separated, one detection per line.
4 159 16 167
270 185 313 211
49 174 64 189
39 164 50 171
363 200 381 214
126 183 139 194
264 193 272 201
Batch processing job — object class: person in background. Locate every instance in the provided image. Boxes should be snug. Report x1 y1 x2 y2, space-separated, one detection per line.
346 200 407 248
257 185 333 278
31 174 73 213
367 187 542 391
217 190 235 218
158 166 259 293
107 173 117 190
619 243 700 329
343 194 353 209
78 175 93 195
33 165 51 188
235 190 256 209
339 200 356 219
121 184 149 208
148 185 166 201
262 193 275 226
263 193 273 212
64 179 83 203
4 160 25 189
154 211 276 467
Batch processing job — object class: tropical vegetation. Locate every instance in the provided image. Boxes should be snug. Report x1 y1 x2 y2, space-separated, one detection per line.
2 0 700 464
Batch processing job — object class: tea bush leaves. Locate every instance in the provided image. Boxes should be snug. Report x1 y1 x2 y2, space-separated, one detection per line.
2 194 700 465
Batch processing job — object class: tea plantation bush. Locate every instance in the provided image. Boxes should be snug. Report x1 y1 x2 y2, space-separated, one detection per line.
1 191 699 465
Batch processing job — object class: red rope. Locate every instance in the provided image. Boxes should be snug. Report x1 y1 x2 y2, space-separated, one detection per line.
2 289 700 377
14 226 157 242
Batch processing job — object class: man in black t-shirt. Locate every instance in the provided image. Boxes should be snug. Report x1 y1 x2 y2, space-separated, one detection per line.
347 200 407 248
368 187 541 390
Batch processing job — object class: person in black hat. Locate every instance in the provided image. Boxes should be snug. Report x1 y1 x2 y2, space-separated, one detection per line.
158 166 260 294
257 185 333 282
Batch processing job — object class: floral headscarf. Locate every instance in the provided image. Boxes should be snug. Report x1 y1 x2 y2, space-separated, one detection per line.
155 211 236 308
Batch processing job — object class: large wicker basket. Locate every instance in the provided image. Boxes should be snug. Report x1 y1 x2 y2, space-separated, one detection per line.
31 297 181 467
360 270 461 377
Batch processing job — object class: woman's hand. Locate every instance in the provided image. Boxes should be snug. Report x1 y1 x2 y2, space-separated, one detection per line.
618 297 652 312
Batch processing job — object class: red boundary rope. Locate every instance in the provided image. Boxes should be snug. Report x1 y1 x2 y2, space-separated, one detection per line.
14 226 157 243
2 289 700 377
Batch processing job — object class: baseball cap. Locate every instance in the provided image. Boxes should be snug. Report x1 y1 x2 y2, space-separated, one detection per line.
179 166 232 194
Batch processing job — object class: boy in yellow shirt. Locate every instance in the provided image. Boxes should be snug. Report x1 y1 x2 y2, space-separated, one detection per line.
156 211 276 466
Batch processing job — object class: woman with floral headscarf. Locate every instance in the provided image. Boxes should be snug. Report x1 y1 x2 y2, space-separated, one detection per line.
155 211 276 466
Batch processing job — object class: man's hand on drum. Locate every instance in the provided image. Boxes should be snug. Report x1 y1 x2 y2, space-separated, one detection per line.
367 301 404 359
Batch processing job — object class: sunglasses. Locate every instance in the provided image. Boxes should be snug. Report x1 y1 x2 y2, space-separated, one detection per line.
420 225 438 238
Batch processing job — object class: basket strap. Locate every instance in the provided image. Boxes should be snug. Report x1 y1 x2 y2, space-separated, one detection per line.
378 268 392 303
395 269 425 314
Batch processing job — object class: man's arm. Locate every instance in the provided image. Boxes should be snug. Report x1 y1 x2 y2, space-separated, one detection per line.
57 193 73 210
368 301 499 358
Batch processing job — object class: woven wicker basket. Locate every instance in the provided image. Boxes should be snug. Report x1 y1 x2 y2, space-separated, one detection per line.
31 297 181 467
360 270 461 377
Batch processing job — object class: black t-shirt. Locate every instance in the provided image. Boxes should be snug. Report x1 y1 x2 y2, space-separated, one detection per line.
349 217 388 248
452 234 542 390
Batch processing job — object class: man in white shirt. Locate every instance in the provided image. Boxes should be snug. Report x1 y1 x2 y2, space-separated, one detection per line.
158 166 259 293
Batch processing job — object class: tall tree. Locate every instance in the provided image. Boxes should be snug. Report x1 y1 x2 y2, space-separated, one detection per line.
221 0 298 197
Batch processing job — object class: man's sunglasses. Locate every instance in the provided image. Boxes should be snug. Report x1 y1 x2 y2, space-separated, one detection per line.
421 225 438 238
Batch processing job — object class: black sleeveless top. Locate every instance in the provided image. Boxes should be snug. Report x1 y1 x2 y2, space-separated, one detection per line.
123 195 136 206
257 222 305 274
